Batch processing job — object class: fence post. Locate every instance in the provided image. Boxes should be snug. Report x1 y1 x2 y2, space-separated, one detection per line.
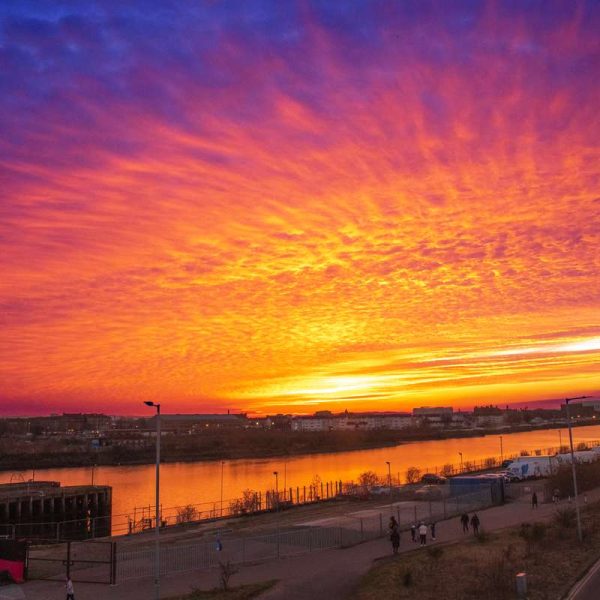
277 527 280 559
110 541 117 585
66 541 71 579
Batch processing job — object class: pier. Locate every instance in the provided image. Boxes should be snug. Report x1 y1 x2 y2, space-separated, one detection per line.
0 481 112 541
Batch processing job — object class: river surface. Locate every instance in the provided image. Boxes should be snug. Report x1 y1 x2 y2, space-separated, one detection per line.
3 424 600 532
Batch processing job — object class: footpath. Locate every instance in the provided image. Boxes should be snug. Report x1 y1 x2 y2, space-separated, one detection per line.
6 487 600 600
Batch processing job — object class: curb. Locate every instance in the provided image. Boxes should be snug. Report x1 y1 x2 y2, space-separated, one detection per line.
564 556 600 600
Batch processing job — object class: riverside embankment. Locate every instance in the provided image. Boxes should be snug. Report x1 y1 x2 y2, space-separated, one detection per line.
3 423 600 536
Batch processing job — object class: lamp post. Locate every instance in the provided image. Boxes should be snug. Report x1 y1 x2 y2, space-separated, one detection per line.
273 471 279 509
91 464 96 486
220 461 225 517
144 401 161 600
385 461 392 499
458 452 463 473
565 395 590 543
499 436 503 463
558 429 563 451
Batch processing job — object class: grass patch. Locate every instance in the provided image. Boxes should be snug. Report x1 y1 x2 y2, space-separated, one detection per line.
353 502 600 600
167 579 277 600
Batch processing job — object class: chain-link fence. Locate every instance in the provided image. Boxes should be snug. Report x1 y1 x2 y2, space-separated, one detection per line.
115 487 493 582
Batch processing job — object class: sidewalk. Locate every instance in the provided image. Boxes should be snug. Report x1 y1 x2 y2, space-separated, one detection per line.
10 488 600 600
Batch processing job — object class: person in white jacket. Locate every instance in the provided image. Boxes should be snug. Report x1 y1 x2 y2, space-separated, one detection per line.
66 576 75 600
418 522 427 546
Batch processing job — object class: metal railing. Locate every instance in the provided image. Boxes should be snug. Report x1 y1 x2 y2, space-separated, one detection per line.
115 487 493 582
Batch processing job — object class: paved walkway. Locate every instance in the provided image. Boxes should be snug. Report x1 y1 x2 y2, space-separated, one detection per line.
9 488 600 600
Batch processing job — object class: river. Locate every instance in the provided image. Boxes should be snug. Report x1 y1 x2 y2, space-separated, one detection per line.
3 424 600 533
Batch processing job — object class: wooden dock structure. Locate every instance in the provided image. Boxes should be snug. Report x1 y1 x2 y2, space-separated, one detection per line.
0 481 112 541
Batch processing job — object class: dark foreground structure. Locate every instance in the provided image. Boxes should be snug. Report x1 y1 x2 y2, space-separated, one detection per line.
0 481 111 541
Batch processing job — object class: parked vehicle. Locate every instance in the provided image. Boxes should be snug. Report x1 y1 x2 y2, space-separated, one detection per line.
415 485 444 499
421 474 447 485
501 459 513 468
505 456 556 480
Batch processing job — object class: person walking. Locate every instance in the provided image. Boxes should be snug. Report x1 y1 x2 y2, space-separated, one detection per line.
430 521 437 541
470 513 480 536
410 523 417 543
460 513 469 533
66 576 75 600
532 491 538 509
389 517 400 555
418 522 427 546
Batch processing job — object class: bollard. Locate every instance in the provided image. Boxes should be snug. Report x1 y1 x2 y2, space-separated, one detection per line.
516 572 527 598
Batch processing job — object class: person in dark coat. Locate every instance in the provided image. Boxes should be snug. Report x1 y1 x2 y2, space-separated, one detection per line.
532 492 538 509
430 521 437 541
410 523 417 542
460 513 469 533
470 513 480 535
389 516 400 554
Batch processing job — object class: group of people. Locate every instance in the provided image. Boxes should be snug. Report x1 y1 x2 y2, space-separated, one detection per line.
388 517 439 554
460 512 481 535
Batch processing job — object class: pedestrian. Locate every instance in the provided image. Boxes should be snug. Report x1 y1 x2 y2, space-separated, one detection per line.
552 488 560 503
532 491 538 509
470 513 480 536
460 513 469 533
410 523 417 543
389 518 400 555
430 521 436 541
418 522 427 546
66 576 75 600
216 538 223 552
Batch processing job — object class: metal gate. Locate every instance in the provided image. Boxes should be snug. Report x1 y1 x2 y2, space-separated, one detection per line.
26 540 116 584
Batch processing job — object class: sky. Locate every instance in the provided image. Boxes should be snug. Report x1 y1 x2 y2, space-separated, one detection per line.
1 1 599 416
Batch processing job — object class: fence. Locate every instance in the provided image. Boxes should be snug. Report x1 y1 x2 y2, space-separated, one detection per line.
115 487 493 582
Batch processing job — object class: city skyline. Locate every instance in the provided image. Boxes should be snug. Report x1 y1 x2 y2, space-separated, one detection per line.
1 1 599 416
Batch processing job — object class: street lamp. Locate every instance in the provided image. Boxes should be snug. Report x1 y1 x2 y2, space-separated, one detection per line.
273 471 279 509
558 429 563 451
144 401 161 600
220 461 225 517
385 461 392 498
565 396 589 542
458 452 463 473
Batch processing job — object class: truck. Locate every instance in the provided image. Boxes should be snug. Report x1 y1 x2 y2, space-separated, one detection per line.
505 455 556 480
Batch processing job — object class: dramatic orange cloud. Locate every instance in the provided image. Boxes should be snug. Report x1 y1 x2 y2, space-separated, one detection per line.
1 1 599 414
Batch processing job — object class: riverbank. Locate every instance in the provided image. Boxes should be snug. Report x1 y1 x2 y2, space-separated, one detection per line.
0 420 595 473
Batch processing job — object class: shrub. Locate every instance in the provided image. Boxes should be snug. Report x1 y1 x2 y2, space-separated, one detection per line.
555 507 576 528
519 522 546 555
358 470 379 490
484 457 497 469
218 561 238 590
520 450 530 456
176 504 198 524
440 463 454 477
405 466 421 484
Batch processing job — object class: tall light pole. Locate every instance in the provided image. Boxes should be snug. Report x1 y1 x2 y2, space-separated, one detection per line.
144 401 161 600
273 471 279 509
559 429 563 451
499 436 503 463
458 452 463 473
220 461 225 517
385 461 392 498
565 395 590 543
